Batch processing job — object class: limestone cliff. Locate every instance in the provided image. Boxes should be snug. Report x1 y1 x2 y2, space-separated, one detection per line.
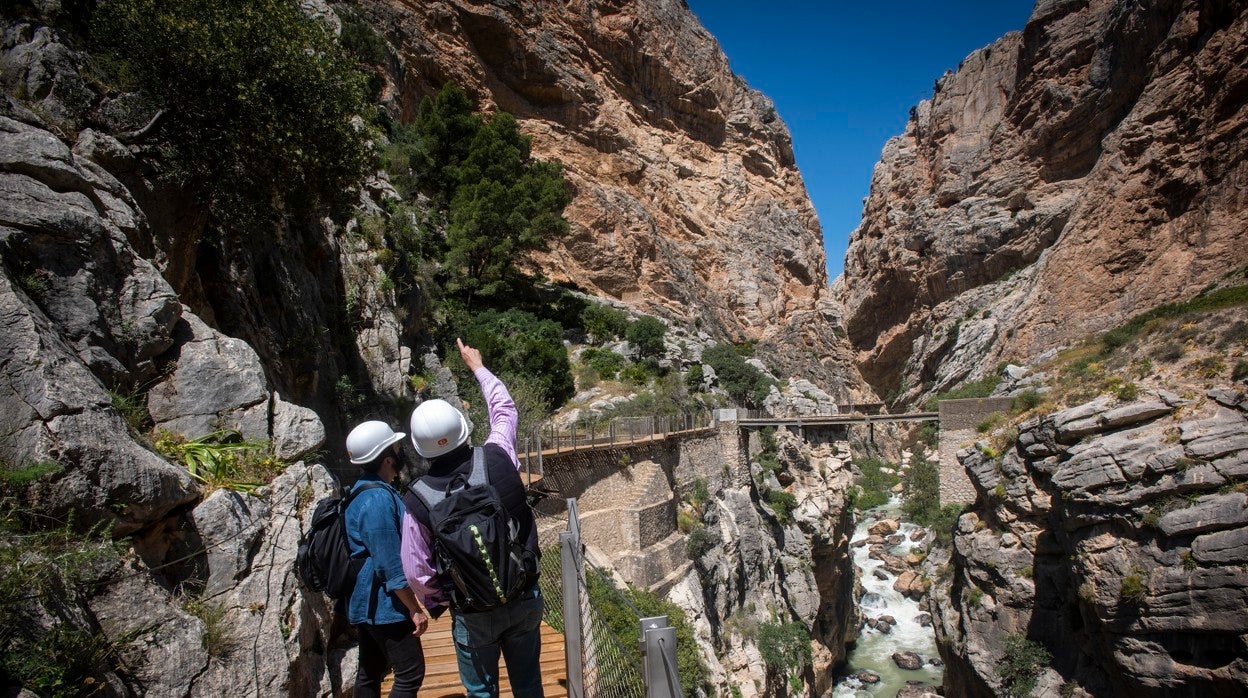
927 387 1248 696
357 0 861 395
840 0 1248 405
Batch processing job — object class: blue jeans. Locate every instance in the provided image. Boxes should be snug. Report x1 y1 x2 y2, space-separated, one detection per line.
451 586 544 697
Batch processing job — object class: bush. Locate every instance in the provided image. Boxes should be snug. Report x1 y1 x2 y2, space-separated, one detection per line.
684 363 704 393
999 634 1052 698
764 489 798 524
91 0 374 227
1234 360 1248 382
582 348 625 380
685 525 713 560
1010 389 1042 413
626 316 667 358
154 429 278 493
758 620 812 676
581 303 629 342
901 450 940 527
1120 572 1146 603
702 343 775 408
460 309 575 410
852 457 900 511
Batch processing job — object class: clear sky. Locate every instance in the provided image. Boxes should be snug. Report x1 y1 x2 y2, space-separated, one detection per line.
685 1 1035 280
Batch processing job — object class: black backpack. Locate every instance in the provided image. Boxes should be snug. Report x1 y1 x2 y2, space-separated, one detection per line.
409 448 539 612
296 481 388 600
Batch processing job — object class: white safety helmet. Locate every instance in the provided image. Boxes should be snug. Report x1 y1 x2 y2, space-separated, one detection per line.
409 399 470 458
345 420 406 465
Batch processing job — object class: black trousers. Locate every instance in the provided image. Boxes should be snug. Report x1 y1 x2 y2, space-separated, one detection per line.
354 619 426 698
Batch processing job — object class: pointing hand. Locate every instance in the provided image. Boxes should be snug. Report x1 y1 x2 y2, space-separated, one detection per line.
457 338 484 372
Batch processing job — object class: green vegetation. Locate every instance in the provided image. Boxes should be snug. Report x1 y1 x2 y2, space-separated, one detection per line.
581 303 629 342
899 450 963 544
182 597 234 658
851 457 900 511
702 343 775 407
625 316 667 358
585 572 709 695
154 429 278 493
1095 285 1248 356
1 465 124 696
108 388 150 433
914 422 939 448
685 525 714 560
764 489 798 525
999 634 1052 698
459 309 574 410
1234 360 1248 382
1010 389 1043 413
1120 572 1146 603
758 620 812 682
383 82 570 303
91 0 374 227
581 347 626 381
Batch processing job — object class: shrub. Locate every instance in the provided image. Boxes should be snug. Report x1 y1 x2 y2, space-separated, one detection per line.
702 343 775 408
1189 356 1226 379
625 316 667 358
915 422 939 447
1235 360 1248 382
581 303 629 342
91 0 374 227
582 348 625 380
852 457 900 511
967 586 984 607
684 363 704 393
685 525 713 560
758 620 812 675
1120 572 1146 602
999 634 1052 698
461 308 574 409
902 449 940 525
764 489 798 525
1010 389 1042 413
586 572 709 694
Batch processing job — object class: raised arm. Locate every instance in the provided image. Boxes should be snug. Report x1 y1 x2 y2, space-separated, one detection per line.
458 337 519 469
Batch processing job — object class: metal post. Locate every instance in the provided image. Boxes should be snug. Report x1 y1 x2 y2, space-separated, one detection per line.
641 615 683 698
562 499 584 698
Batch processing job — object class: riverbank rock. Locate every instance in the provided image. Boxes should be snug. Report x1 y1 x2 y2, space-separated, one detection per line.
896 681 941 698
892 651 924 670
869 518 900 536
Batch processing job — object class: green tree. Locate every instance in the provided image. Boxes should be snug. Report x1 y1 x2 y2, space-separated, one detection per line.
902 449 940 524
581 303 630 342
626 316 667 358
460 309 574 409
758 620 812 681
702 343 775 407
91 0 373 227
386 83 571 302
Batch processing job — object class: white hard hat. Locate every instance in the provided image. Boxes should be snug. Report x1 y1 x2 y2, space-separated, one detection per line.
409 399 470 458
345 420 406 465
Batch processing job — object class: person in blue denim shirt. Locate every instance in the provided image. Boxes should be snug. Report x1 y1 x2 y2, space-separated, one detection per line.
344 420 430 698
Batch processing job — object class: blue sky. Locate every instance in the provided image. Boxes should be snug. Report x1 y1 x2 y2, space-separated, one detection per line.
685 1 1035 280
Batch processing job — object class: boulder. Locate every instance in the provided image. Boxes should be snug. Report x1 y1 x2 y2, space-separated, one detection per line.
892 651 924 670
869 518 900 536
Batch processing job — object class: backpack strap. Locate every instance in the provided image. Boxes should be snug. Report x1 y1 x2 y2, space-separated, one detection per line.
411 447 485 511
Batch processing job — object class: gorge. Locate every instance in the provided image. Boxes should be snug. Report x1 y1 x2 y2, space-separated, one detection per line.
2 0 1247 696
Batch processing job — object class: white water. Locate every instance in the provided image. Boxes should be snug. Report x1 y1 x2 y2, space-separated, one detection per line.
832 496 943 697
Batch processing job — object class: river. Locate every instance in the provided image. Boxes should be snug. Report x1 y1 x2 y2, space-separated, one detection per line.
831 495 943 697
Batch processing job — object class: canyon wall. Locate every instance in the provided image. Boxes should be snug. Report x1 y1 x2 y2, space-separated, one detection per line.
359 0 863 396
841 0 1248 405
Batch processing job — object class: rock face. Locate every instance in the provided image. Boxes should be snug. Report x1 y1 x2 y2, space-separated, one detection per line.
927 387 1248 696
357 0 864 396
841 0 1248 403
670 429 858 696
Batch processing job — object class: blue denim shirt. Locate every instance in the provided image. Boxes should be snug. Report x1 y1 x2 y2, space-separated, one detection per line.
344 474 409 625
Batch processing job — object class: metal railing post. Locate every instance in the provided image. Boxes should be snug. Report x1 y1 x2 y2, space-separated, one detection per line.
562 499 585 698
640 615 683 698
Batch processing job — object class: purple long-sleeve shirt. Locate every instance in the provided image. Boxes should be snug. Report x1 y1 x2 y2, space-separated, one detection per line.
400 366 519 610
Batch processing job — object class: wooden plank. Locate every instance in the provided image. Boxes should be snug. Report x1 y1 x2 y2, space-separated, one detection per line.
375 617 567 697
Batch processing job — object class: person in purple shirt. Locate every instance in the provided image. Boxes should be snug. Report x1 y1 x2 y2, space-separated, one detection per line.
400 338 544 697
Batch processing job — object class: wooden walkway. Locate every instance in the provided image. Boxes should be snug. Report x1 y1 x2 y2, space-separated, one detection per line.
380 614 568 697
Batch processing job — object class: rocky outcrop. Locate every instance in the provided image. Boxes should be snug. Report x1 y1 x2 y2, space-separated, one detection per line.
673 429 858 696
356 0 865 397
928 387 1248 696
841 0 1248 404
